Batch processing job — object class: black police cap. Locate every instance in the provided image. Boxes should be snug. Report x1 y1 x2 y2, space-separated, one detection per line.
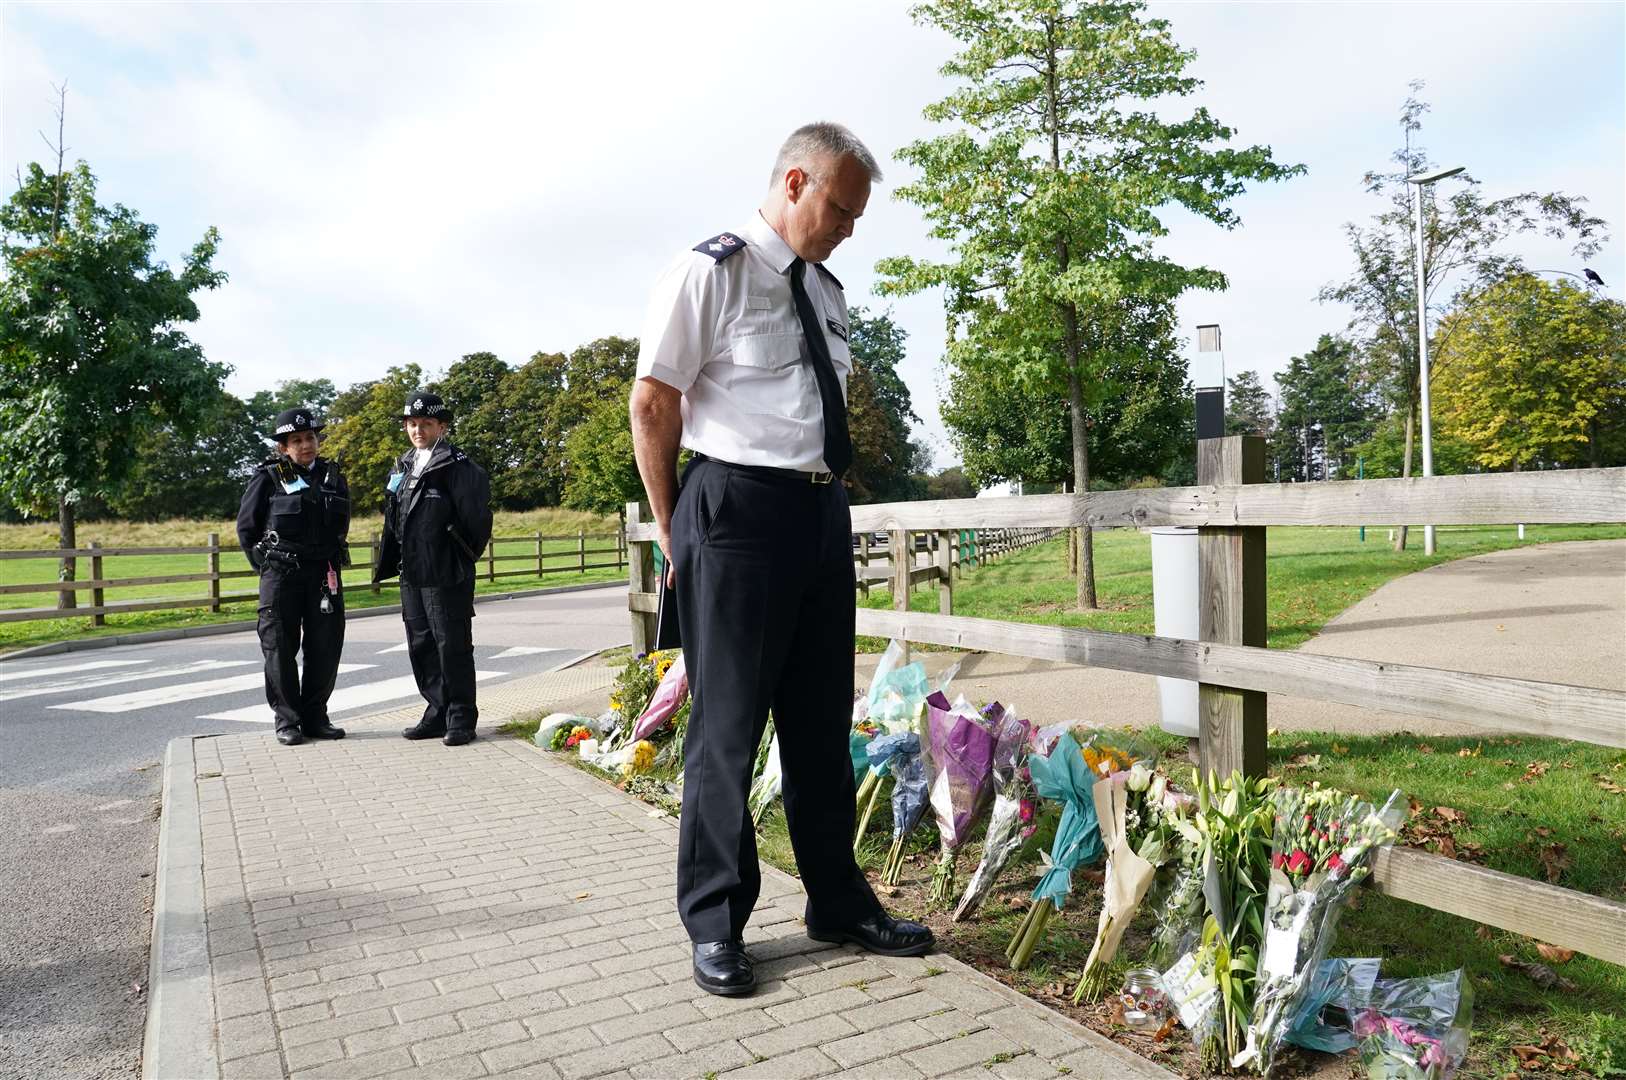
402 392 452 422
271 408 324 441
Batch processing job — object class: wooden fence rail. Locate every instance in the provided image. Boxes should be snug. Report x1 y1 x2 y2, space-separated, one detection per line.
0 530 628 626
623 447 1626 966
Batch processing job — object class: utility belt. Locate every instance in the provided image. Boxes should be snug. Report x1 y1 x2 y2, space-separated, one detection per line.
255 531 340 569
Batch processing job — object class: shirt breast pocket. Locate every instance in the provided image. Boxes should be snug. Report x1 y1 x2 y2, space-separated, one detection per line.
727 333 815 421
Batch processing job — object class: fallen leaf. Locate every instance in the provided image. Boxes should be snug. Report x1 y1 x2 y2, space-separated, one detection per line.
1521 761 1550 783
1475 925 1493 941
1539 843 1571 883
1512 1044 1548 1066
1495 624 1506 632
1596 776 1626 795
1434 806 1463 822
574 892 592 900
1153 1015 1179 1043
1458 745 1482 758
1560 761 1575 770
1532 827 1554 838
1408 796 1424 817
1332 744 1350 755
1499 955 1578 992
1417 744 1435 754
1289 753 1322 768
1536 944 1575 964
1436 835 1458 860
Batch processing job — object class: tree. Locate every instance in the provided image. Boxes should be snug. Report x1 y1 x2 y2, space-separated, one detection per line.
321 364 425 508
1349 412 1475 480
939 298 1194 490
1318 80 1607 544
107 393 263 520
245 378 337 437
432 351 511 482
879 0 1301 607
924 466 978 501
1224 370 1273 438
1 159 227 605
845 308 924 503
1432 275 1626 470
1272 335 1378 481
563 385 644 521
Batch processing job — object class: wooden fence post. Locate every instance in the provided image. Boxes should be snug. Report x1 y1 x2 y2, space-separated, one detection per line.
486 539 496 583
627 501 657 654
890 529 911 664
1198 435 1268 779
936 530 953 615
578 529 586 573
371 532 382 594
618 522 627 569
207 532 221 613
90 541 105 627
534 531 543 576
857 533 870 598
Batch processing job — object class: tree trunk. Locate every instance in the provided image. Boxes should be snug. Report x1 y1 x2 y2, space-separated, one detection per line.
57 496 77 610
1394 400 1416 552
1588 419 1602 469
1067 368 1097 609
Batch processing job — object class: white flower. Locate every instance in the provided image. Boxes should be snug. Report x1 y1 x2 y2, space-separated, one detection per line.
1127 761 1153 792
1149 773 1168 804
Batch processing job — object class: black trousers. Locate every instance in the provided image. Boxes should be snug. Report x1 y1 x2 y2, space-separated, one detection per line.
673 458 881 943
400 578 478 734
256 561 345 734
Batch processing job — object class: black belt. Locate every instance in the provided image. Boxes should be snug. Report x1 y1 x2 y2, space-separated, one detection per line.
694 454 835 485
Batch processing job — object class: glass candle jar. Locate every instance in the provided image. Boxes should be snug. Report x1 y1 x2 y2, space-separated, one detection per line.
1119 967 1170 1031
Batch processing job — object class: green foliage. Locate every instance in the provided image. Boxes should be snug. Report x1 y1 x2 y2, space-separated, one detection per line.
563 384 643 519
320 364 425 501
1224 370 1273 438
1433 275 1626 470
846 308 924 503
433 351 511 480
0 161 228 527
1350 410 1476 480
106 393 264 520
924 466 978 501
1272 334 1380 481
244 379 337 436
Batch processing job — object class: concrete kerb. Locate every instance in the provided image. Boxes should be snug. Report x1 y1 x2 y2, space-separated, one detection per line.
143 736 219 1080
0 579 623 661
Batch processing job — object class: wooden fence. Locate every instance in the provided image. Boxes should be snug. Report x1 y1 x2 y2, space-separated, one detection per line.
0 530 627 626
624 441 1626 967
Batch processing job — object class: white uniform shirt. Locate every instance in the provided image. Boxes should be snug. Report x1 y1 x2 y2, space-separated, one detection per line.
635 211 852 472
413 447 434 475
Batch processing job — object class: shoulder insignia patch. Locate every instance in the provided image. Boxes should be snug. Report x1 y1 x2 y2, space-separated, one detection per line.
816 263 844 291
693 233 748 262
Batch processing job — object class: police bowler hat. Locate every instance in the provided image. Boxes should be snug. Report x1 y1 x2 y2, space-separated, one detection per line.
272 408 324 442
402 392 452 422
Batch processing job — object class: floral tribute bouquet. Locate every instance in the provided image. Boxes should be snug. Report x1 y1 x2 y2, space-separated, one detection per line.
851 644 932 840
1006 729 1155 969
924 693 1002 905
1353 969 1472 1080
876 732 930 885
747 726 783 826
1233 785 1405 1074
952 710 1035 921
1072 762 1196 1002
632 652 687 741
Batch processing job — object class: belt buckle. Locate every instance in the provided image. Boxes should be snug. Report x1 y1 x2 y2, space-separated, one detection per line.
810 471 833 485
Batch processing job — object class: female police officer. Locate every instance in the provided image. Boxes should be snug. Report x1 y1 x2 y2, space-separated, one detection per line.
236 408 352 746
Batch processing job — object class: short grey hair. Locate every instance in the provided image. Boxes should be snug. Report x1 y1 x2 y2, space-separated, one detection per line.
770 122 883 189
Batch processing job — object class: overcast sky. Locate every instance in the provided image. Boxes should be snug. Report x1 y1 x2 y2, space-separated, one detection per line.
4 1 1622 470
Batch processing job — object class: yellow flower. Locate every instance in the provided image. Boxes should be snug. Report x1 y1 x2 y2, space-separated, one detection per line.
622 739 657 778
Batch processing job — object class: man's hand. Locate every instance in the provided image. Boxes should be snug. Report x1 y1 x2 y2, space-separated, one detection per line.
630 377 684 587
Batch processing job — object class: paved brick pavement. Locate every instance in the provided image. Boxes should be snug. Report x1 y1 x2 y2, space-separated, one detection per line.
148 664 1173 1080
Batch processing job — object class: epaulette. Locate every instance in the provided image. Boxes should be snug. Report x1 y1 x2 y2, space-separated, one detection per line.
816 263 844 291
693 233 747 262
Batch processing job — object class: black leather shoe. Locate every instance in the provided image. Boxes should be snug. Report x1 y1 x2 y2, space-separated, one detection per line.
303 724 346 740
807 912 934 957
443 730 476 747
275 729 305 747
402 721 446 740
693 940 755 997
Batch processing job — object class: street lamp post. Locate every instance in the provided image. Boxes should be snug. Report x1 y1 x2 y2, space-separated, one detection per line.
1406 165 1464 556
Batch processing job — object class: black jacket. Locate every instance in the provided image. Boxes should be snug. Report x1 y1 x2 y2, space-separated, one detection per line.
373 441 493 586
236 457 352 571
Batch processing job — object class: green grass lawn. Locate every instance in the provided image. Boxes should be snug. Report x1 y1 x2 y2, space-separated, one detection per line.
0 508 622 653
861 523 1626 651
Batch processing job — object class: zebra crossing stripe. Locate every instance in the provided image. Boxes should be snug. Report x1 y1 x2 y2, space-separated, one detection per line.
0 660 257 703
51 664 374 713
0 659 148 684
198 670 508 724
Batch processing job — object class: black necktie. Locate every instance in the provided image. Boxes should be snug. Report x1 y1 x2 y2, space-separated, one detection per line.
788 257 852 476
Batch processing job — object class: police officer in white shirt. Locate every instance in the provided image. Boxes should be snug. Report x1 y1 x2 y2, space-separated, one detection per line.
631 122 933 999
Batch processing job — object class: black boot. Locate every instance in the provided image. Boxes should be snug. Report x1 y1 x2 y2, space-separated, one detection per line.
304 723 346 740
692 940 755 997
402 720 446 740
276 728 305 746
443 729 476 747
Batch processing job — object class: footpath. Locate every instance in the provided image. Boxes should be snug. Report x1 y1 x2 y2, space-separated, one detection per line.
148 666 1170 1080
